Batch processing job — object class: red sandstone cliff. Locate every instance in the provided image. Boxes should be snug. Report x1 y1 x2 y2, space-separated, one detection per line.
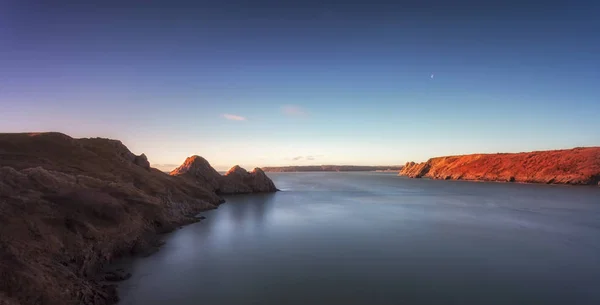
399 147 600 185
0 132 277 305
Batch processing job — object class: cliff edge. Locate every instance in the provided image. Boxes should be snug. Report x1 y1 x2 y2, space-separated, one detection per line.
399 147 600 185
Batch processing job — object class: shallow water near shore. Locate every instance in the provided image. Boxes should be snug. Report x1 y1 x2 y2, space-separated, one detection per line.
117 172 600 305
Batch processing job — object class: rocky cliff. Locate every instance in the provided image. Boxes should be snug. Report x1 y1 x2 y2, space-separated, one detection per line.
222 165 278 193
399 147 600 185
0 133 277 305
170 158 278 194
169 156 222 190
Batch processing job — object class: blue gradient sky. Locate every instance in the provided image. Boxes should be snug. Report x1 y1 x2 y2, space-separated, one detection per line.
2 0 599 170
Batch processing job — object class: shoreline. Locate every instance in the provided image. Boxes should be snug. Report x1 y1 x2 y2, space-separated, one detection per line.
0 133 278 305
399 147 600 187
101 209 216 304
94 202 221 304
397 175 600 188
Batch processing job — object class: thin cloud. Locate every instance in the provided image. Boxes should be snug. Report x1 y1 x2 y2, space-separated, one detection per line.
291 155 322 162
281 105 306 117
222 114 246 121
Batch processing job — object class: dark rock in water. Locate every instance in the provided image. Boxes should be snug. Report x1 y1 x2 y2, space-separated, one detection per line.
197 215 206 220
104 270 132 282
101 284 120 304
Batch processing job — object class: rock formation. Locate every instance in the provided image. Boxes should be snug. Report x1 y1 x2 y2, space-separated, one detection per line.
219 165 253 194
399 147 600 185
221 165 278 193
170 158 278 194
0 132 276 305
133 153 150 170
169 155 222 190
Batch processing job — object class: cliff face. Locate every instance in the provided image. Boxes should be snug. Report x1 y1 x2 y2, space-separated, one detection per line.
399 147 600 185
170 158 278 194
0 133 276 305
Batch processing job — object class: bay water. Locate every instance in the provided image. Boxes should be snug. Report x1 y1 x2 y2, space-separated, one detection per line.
117 172 600 305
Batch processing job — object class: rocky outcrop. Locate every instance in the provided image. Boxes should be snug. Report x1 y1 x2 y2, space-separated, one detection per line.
0 132 275 305
170 158 278 194
169 156 222 190
220 166 278 194
219 165 253 194
399 161 430 178
133 153 150 170
399 147 600 185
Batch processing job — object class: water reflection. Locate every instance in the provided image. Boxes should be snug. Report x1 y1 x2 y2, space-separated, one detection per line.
224 193 275 231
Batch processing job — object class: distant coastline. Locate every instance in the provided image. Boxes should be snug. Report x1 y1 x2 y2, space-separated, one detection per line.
262 165 403 172
399 147 600 186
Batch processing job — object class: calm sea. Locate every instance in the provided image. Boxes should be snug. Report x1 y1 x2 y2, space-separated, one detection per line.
117 172 600 305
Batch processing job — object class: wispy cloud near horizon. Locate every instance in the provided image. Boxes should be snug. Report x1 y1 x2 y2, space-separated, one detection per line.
281 105 307 117
222 114 246 121
291 154 323 162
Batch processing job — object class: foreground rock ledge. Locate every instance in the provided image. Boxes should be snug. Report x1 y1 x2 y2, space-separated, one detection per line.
399 147 600 185
0 132 277 305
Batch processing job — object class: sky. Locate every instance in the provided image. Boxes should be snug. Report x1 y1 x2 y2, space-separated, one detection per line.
1 0 599 171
